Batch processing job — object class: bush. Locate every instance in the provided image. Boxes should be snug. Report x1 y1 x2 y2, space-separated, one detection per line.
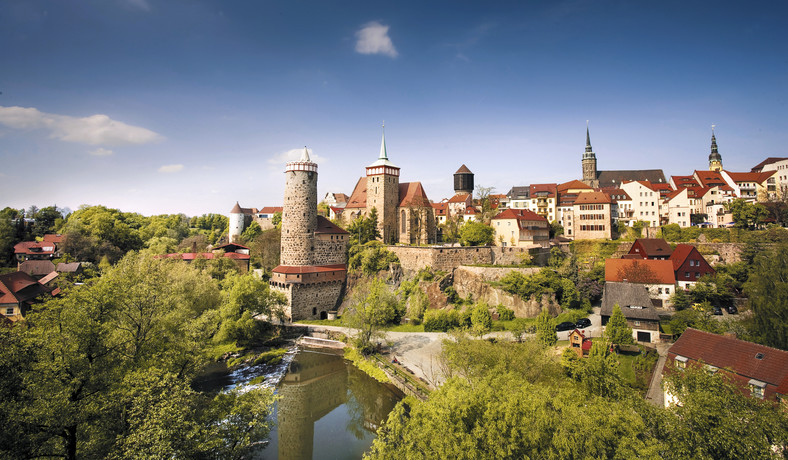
423 310 461 332
496 304 515 321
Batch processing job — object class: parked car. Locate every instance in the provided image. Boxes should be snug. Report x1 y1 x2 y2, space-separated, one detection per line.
556 321 575 332
575 318 591 328
712 306 723 315
727 305 738 314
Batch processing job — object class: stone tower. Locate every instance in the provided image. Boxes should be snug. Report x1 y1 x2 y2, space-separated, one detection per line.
582 125 598 187
228 202 245 244
454 164 474 195
281 147 318 266
708 127 723 172
366 128 400 244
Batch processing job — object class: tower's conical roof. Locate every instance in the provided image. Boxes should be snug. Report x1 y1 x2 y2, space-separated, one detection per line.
367 125 398 168
230 201 242 213
455 164 473 174
300 146 311 162
583 123 595 159
709 131 722 162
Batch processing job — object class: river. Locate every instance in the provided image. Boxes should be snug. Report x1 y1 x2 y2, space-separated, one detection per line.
199 346 403 459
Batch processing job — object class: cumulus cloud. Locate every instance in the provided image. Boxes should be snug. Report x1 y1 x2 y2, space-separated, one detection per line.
158 164 184 173
267 148 327 165
0 105 162 146
89 148 114 156
355 21 398 58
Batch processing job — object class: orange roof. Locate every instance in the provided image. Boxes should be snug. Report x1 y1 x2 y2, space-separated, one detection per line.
573 191 611 205
492 208 546 222
272 264 347 274
605 258 675 284
725 170 776 184
257 206 282 214
41 234 64 244
344 177 368 209
431 203 448 216
558 180 592 192
669 244 709 271
398 182 432 207
447 193 471 203
671 176 699 188
0 272 46 304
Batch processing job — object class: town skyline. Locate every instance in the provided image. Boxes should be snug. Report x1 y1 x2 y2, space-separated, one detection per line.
1 0 786 216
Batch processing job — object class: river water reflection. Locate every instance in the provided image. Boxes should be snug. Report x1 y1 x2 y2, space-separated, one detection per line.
255 348 403 460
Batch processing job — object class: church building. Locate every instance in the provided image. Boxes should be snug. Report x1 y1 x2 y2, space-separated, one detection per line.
581 125 667 188
343 131 437 245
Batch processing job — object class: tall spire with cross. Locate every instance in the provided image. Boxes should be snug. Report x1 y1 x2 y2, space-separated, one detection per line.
582 121 598 185
709 124 723 171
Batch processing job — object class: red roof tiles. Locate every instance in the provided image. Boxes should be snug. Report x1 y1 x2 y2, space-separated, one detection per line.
605 258 675 284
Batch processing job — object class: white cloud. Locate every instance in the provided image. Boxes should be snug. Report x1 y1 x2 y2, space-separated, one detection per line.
0 105 162 146
158 164 184 173
267 148 327 165
355 21 398 58
124 0 150 11
89 148 114 156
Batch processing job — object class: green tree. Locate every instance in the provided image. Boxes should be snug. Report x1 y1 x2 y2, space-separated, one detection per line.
31 205 64 237
240 221 263 242
271 211 282 229
744 243 788 349
725 198 768 229
510 318 534 343
458 221 494 246
604 304 634 346
470 302 492 336
215 274 287 345
578 340 623 399
347 208 381 246
669 287 691 310
535 308 557 347
343 278 403 354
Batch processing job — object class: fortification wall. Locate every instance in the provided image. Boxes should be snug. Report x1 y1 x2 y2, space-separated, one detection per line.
451 266 560 318
288 281 344 321
313 239 346 266
386 245 547 275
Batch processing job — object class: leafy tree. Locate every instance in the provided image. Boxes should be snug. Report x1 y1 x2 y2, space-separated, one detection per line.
473 185 497 223
31 205 64 237
744 243 788 350
248 228 281 275
347 208 381 246
495 304 514 321
458 221 493 246
348 241 398 275
604 304 634 346
343 278 402 354
440 215 464 244
578 340 624 399
725 198 768 229
422 309 460 332
271 211 282 229
406 287 429 325
535 308 557 347
240 221 263 242
548 246 567 269
549 220 563 238
215 274 287 345
669 287 691 311
510 318 534 342
470 302 492 336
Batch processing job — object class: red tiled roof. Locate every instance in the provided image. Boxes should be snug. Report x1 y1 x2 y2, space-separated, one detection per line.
431 203 448 215
398 182 432 207
630 238 673 258
19 260 56 276
669 328 788 388
0 272 46 304
272 264 347 274
725 170 776 184
669 244 699 271
694 170 727 188
573 191 611 205
605 258 675 284
529 183 557 198
41 234 64 244
315 216 348 234
600 187 631 202
344 177 368 209
558 180 592 192
159 252 250 261
465 207 478 215
671 176 699 188
257 206 282 214
13 241 56 255
492 208 546 222
447 193 471 203
230 202 255 214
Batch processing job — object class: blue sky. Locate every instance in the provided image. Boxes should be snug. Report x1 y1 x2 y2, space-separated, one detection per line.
1 0 786 216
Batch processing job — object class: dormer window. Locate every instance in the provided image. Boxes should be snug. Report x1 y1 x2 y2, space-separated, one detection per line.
748 379 766 399
675 355 688 369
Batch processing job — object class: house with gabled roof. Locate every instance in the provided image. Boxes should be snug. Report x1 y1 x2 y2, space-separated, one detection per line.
14 241 57 263
751 157 788 199
619 181 659 227
446 192 472 218
664 328 788 407
19 260 56 280
605 258 675 308
491 209 549 248
601 281 660 343
0 271 51 322
571 191 616 240
721 170 778 202
628 238 673 260
670 244 715 289
670 175 699 190
569 329 593 358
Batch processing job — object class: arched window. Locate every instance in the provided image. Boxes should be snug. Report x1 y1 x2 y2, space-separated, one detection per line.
401 210 406 233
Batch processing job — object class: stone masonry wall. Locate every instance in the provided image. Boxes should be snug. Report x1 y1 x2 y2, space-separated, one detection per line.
313 238 346 266
288 281 344 321
387 245 549 275
281 169 317 266
452 266 561 318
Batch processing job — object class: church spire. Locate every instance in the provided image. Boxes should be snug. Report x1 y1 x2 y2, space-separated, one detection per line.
582 121 598 186
585 122 593 154
708 125 722 171
379 121 388 160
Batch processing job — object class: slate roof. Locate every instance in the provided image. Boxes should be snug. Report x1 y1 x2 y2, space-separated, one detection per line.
600 282 660 321
669 328 788 388
596 169 666 187
605 258 675 284
19 260 56 277
315 216 349 234
630 238 673 258
507 186 530 200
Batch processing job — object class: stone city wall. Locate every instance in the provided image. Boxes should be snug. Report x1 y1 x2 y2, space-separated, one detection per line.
276 280 344 321
386 246 549 275
313 238 346 266
451 266 560 318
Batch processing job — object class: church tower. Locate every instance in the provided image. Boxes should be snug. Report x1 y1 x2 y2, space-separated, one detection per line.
366 127 400 244
708 126 723 172
281 147 318 266
582 124 598 187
